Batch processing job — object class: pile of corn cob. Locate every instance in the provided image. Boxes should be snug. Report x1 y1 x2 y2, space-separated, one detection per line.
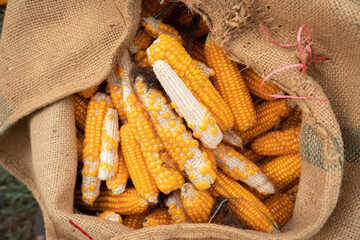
74 0 301 232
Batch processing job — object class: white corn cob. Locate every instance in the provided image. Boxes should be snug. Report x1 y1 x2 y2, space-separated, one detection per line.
106 148 129 194
98 211 123 223
193 60 215 78
152 60 223 149
165 191 191 224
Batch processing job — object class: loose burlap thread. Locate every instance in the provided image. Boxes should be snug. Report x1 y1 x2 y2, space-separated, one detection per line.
0 0 359 239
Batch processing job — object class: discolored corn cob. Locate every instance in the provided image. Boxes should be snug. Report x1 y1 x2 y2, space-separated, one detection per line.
151 60 223 149
252 126 301 156
241 67 284 101
124 75 184 195
239 99 292 144
193 59 215 77
238 148 264 163
281 106 302 130
181 183 215 223
210 171 276 232
123 212 147 229
78 85 100 99
133 75 214 190
165 191 190 224
98 211 123 223
106 66 127 124
98 108 119 180
141 0 175 21
106 148 129 195
205 38 256 131
143 208 172 227
284 179 299 199
263 194 294 229
141 17 184 45
129 31 154 55
74 188 149 215
222 129 243 148
189 38 206 63
74 94 89 131
214 143 275 195
260 153 301 190
81 92 111 204
199 145 218 174
148 34 234 131
175 10 209 37
120 124 159 203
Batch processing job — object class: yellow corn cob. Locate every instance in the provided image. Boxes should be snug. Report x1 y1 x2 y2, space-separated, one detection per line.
98 211 123 223
263 194 294 229
175 10 209 37
222 129 243 148
133 50 151 67
98 108 119 180
74 187 149 215
81 92 111 204
210 171 276 232
78 85 100 99
148 34 234 131
123 212 147 229
193 59 215 77
251 95 264 107
121 124 159 203
106 148 129 195
252 126 301 156
281 106 302 130
74 94 89 131
199 145 218 174
214 143 274 194
165 191 190 224
205 38 256 131
129 31 154 55
239 99 292 144
124 74 184 195
238 148 264 163
189 38 206 63
141 17 184 45
134 74 215 190
260 153 301 190
284 179 299 199
151 60 223 148
106 66 127 124
143 208 172 227
241 67 284 101
181 183 215 223
141 0 175 21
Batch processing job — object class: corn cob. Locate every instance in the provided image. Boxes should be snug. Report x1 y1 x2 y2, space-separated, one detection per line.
143 208 172 227
199 145 218 174
151 60 223 149
263 194 294 229
252 126 301 156
175 11 209 37
74 94 89 131
129 31 154 55
148 34 234 131
238 148 264 163
281 106 302 130
260 153 301 190
106 148 129 195
222 129 243 148
239 99 292 144
78 85 100 99
121 124 159 203
210 171 276 232
181 183 215 223
133 74 215 190
141 0 175 21
98 108 119 180
133 50 151 67
123 212 148 229
214 143 275 195
189 38 206 63
141 17 184 45
74 187 149 215
240 182 267 201
106 66 127 124
251 95 264 107
98 211 123 223
165 190 190 224
204 37 256 131
284 179 299 199
124 74 184 195
193 60 215 77
81 92 111 204
241 68 283 101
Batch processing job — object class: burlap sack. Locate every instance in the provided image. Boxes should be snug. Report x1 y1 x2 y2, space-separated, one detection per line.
0 0 358 239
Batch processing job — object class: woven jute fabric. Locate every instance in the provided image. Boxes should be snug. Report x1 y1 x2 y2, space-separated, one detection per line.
0 0 359 239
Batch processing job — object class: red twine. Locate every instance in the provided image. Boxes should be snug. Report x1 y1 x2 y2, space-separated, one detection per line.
69 219 94 240
258 24 329 102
